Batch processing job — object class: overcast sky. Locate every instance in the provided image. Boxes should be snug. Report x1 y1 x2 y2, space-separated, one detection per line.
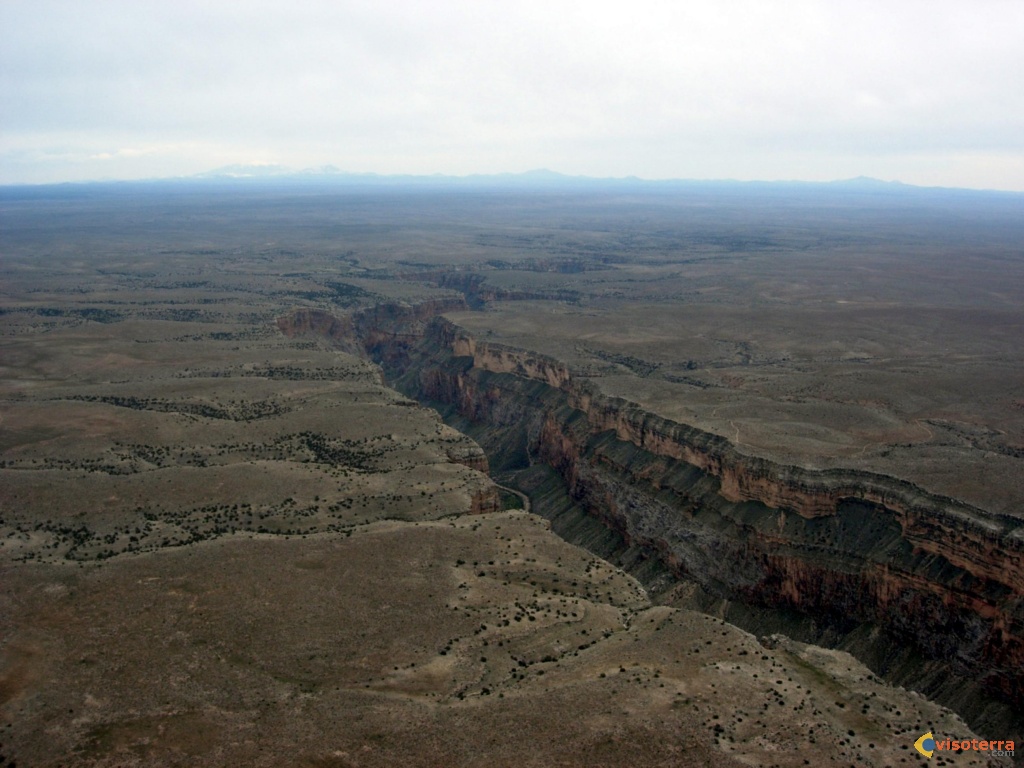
2 0 1023 189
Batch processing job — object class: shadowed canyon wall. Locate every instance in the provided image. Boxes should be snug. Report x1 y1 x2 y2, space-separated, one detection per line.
278 304 1024 735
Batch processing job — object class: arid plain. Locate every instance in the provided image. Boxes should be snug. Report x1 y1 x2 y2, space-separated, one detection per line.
1 179 1021 766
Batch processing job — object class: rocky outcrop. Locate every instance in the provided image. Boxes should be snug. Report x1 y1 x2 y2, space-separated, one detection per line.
277 298 470 360
449 332 571 390
469 485 502 515
276 306 360 353
277 304 1024 734
444 442 491 474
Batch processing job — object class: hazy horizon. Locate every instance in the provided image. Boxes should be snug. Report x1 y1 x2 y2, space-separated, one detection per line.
4 164 1021 195
3 1 1023 191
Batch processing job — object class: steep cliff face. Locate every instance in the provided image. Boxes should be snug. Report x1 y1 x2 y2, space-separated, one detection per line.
469 485 502 515
277 298 469 360
276 307 359 354
277 305 1024 732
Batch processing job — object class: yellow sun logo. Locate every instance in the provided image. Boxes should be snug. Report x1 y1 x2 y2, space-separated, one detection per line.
915 732 936 758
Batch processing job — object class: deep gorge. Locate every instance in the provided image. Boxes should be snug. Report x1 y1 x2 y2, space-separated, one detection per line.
278 302 1024 737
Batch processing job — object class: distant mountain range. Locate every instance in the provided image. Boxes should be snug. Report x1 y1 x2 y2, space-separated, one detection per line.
192 163 347 179
185 165 1016 197
191 164 611 183
191 163 912 188
3 166 1019 198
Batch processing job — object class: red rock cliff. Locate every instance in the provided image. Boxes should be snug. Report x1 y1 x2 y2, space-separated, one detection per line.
277 304 1024 733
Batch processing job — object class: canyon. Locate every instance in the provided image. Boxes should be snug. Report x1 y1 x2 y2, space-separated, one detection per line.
4 179 1023 765
280 301 1024 736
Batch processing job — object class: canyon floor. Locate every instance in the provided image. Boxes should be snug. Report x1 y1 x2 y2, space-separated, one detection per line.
1 180 1021 766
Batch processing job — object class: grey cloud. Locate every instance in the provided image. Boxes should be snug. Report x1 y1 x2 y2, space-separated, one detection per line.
2 0 1022 187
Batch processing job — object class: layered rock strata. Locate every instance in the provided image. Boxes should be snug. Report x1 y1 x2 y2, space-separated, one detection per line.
278 304 1024 734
